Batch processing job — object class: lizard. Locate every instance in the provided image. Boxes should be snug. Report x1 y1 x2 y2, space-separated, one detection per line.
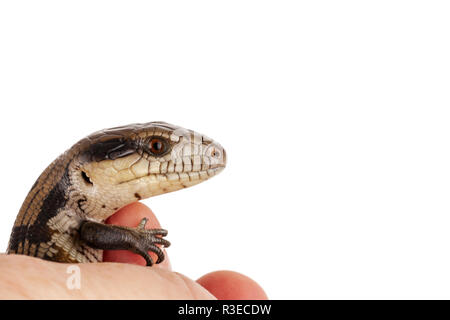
6 122 226 266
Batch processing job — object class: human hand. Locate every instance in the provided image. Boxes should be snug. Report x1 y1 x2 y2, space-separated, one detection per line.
0 202 267 299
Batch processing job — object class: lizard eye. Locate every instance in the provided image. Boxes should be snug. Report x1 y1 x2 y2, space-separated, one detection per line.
147 137 169 156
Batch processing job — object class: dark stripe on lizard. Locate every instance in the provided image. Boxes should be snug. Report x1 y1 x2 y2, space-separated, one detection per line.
9 165 70 255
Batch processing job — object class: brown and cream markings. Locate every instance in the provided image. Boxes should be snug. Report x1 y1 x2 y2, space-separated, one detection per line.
7 122 226 266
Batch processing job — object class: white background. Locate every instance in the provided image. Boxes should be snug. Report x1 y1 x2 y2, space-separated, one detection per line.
0 1 449 299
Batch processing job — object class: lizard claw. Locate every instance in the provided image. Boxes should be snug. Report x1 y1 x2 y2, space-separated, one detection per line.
137 217 148 230
132 218 171 266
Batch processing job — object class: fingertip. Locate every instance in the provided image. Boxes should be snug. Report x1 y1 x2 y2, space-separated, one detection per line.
197 270 268 300
105 202 158 226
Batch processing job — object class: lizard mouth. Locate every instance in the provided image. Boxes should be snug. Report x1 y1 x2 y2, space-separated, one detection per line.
117 165 225 186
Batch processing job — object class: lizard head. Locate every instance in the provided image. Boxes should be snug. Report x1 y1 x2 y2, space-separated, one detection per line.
70 122 226 219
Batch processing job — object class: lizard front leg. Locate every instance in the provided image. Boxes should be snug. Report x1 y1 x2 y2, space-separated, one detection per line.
79 218 170 266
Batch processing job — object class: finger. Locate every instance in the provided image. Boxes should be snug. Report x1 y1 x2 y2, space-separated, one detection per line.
0 254 214 299
103 202 171 270
197 270 268 300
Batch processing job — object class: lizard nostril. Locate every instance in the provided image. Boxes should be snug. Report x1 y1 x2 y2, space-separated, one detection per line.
210 148 221 159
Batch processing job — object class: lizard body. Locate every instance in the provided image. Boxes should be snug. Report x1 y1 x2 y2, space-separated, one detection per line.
7 122 226 266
